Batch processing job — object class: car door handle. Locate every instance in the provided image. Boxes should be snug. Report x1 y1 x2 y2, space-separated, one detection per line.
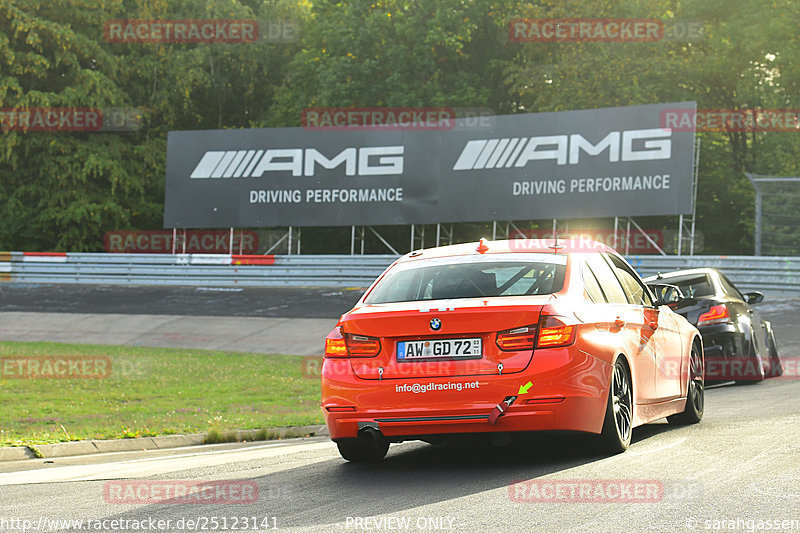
614 317 626 328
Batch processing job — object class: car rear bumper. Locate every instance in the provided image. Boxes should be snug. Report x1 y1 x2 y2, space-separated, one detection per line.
697 324 767 380
697 324 742 356
321 348 611 440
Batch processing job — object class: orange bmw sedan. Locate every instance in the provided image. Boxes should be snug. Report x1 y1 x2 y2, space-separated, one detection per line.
321 239 703 462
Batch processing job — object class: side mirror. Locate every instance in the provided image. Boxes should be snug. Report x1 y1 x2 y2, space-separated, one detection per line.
745 291 764 305
649 283 685 306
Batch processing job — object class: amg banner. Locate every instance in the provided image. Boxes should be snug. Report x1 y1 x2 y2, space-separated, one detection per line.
164 101 696 228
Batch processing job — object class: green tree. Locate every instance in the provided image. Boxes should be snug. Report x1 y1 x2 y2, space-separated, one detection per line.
1 0 798 254
0 0 307 250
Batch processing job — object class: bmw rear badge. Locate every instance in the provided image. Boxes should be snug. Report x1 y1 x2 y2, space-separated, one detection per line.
430 318 442 331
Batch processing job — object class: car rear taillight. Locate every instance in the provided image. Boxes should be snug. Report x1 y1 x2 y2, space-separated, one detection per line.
536 315 577 348
345 333 382 357
324 328 348 358
697 304 731 326
324 327 381 358
496 325 538 351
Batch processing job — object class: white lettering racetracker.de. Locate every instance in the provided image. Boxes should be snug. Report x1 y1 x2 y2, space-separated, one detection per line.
345 516 457 530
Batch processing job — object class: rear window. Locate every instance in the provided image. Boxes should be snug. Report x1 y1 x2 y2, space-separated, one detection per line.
661 274 715 298
364 256 567 304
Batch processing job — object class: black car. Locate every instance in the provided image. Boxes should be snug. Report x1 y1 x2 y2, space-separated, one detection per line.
644 268 782 383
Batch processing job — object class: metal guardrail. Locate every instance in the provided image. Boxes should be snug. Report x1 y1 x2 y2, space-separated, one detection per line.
1 252 798 295
0 252 398 288
627 255 800 295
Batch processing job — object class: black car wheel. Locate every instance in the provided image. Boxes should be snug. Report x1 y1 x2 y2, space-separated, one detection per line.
599 358 633 453
668 342 704 425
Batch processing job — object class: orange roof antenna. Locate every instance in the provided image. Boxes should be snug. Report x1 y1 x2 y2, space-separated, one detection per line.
476 238 490 254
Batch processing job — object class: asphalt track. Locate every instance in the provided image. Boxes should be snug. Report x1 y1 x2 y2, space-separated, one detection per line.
2 376 800 533
1 283 798 356
0 284 365 355
0 284 364 317
1 284 800 532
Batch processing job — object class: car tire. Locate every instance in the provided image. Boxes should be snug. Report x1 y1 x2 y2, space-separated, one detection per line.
736 331 766 384
599 358 633 454
336 438 390 463
767 327 783 378
667 342 704 425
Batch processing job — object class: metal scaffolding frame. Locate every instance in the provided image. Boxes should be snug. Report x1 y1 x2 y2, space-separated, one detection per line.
745 173 800 256
350 226 400 255
264 227 300 255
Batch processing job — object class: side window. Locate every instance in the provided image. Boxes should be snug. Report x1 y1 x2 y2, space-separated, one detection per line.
719 273 745 301
582 262 608 303
606 254 653 307
585 254 629 304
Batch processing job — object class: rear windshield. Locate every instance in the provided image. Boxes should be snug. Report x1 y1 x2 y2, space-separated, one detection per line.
364 257 566 304
660 274 715 298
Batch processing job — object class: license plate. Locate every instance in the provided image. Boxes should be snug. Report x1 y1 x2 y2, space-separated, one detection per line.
397 338 482 360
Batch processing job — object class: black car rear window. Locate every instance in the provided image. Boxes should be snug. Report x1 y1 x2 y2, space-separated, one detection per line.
365 259 566 304
663 275 715 298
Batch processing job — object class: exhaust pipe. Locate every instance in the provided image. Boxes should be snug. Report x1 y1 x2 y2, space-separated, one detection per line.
358 426 383 444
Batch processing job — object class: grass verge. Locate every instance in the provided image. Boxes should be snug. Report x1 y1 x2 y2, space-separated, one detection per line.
0 341 322 446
